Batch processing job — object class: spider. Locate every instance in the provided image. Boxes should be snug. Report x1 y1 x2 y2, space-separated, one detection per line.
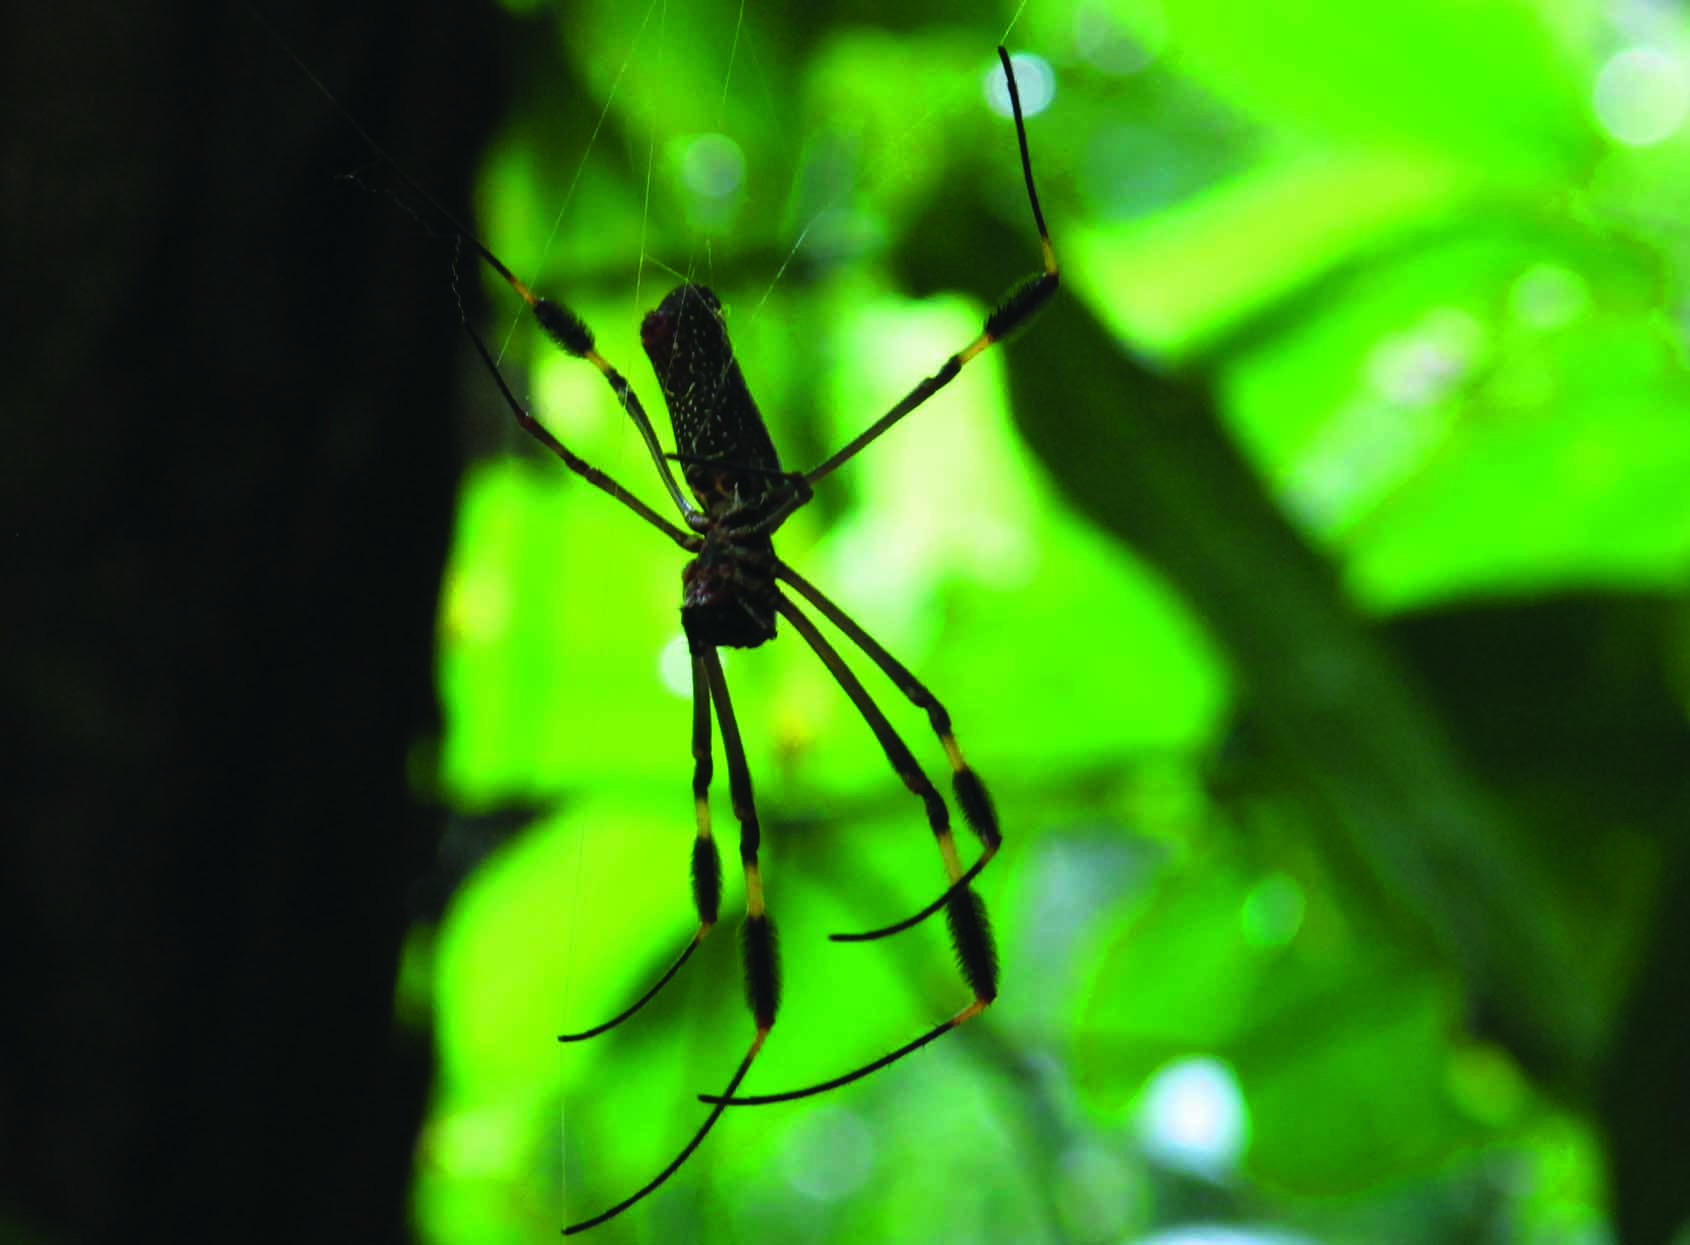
458 46 1058 1234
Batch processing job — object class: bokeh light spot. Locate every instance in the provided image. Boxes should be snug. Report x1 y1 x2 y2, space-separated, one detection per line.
1072 0 1165 75
985 52 1055 118
1139 1056 1250 1177
680 132 746 199
1240 873 1306 949
779 1105 876 1202
1510 263 1590 330
1366 308 1483 406
1594 47 1690 146
1446 1043 1529 1126
658 633 692 698
1054 1142 1147 1238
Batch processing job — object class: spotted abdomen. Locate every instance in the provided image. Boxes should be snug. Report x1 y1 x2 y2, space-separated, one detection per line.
640 284 783 514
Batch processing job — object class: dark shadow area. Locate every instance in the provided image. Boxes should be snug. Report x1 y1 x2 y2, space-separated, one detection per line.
1 3 501 1240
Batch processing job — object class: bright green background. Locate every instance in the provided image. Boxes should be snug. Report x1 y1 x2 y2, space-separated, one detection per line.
407 1 1690 1241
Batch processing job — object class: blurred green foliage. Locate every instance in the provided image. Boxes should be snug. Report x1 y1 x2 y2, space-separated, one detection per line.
410 0 1690 1242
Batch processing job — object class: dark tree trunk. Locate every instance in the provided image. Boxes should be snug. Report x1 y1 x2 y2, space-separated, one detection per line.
1 2 499 1240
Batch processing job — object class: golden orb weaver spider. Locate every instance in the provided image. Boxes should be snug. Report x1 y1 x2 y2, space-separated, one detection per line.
459 46 1058 1234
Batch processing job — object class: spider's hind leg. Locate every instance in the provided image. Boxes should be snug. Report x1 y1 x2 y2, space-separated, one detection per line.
706 591 993 1108
774 563 1002 942
697 593 998 1111
700 648 781 1038
563 649 780 1234
555 655 722 1044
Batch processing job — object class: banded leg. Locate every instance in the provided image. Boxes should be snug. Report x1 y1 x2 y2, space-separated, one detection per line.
776 561 1000 940
700 649 781 1041
702 594 994 1107
702 977 994 1107
564 648 779 1234
800 46 1059 490
462 321 700 549
464 236 701 525
770 593 989 928
556 657 722 1042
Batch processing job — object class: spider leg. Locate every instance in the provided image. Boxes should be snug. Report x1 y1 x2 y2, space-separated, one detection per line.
800 46 1059 490
664 453 815 537
700 645 996 1112
564 1034 764 1235
765 594 998 1066
469 242 701 525
774 563 1000 940
700 647 782 1046
462 321 701 549
700 600 997 1108
563 648 779 1234
701 988 991 1107
556 656 721 1043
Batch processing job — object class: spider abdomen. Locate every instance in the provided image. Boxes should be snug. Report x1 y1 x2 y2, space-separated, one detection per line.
640 283 784 511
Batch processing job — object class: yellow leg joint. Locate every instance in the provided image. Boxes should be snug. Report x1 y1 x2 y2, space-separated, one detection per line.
745 863 766 917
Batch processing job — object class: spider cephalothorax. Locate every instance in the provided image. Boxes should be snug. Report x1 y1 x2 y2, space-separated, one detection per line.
455 46 1058 1235
680 521 779 652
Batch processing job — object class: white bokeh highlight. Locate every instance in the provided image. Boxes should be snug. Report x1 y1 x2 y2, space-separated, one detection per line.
1139 1056 1250 1177
1594 46 1690 146
985 52 1055 118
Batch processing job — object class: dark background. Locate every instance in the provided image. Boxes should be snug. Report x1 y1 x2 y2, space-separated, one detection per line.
3 2 497 1239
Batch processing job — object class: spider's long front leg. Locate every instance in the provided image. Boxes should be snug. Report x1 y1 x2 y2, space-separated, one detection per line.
563 649 778 1234
462 322 700 549
800 46 1059 491
555 657 721 1043
465 238 701 525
